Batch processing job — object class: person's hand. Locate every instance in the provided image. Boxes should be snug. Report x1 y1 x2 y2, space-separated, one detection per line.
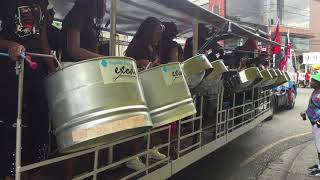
316 120 320 128
152 58 161 67
8 44 25 61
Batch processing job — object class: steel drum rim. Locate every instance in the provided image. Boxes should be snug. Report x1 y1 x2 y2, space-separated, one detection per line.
205 60 228 80
259 70 273 87
54 105 149 134
182 54 213 75
238 67 263 82
149 98 194 115
47 56 137 77
151 103 197 128
183 54 208 63
152 109 196 128
138 62 181 73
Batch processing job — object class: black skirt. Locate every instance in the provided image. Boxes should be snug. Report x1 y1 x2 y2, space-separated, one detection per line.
0 57 49 177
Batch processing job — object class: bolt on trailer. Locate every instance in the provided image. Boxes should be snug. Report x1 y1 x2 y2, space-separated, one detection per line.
13 0 280 180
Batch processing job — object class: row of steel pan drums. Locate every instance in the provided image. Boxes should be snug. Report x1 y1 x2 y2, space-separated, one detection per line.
45 55 290 153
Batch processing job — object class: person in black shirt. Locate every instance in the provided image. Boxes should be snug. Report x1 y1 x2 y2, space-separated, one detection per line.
62 0 106 62
0 0 54 179
183 23 209 60
125 17 163 70
125 17 167 171
47 6 61 53
159 21 180 64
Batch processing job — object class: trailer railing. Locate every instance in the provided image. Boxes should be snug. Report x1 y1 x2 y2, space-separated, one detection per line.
14 87 272 180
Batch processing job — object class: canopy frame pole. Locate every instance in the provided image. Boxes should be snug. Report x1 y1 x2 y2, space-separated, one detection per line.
193 20 199 56
109 0 117 56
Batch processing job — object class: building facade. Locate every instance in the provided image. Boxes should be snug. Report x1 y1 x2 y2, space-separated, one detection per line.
190 0 315 55
310 0 320 52
264 0 312 55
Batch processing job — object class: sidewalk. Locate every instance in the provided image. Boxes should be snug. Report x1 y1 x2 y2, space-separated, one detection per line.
258 141 319 180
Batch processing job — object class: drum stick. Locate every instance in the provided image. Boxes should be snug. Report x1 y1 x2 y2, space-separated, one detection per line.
26 52 55 59
145 62 152 70
0 52 38 70
26 52 62 70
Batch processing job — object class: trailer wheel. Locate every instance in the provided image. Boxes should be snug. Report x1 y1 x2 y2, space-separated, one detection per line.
286 89 296 110
266 94 275 121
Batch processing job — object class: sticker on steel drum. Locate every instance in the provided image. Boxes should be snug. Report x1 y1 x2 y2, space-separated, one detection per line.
72 115 147 142
161 65 184 86
99 59 137 84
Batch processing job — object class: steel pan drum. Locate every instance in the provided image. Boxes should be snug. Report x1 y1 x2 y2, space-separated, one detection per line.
182 55 213 89
236 67 263 91
205 60 228 81
46 57 153 153
200 60 228 95
139 63 196 127
284 72 292 81
258 69 273 87
274 69 289 86
223 67 263 93
222 70 240 93
269 69 279 85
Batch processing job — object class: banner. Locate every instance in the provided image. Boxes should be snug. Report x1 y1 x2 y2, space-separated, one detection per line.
303 52 320 65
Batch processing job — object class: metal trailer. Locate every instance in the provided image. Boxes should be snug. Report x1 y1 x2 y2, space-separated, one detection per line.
13 0 278 179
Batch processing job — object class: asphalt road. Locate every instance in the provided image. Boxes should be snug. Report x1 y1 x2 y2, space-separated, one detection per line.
170 88 314 180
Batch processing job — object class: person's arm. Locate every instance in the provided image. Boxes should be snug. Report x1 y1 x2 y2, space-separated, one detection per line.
136 59 150 69
0 39 26 61
169 47 179 62
40 9 56 73
66 28 103 60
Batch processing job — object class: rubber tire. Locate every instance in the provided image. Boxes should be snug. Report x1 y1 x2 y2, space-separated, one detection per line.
266 94 276 121
286 94 296 110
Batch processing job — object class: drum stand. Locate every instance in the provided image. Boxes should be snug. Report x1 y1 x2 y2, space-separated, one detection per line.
15 59 25 180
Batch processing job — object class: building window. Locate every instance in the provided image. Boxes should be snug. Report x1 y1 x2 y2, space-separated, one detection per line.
265 0 310 29
281 35 310 52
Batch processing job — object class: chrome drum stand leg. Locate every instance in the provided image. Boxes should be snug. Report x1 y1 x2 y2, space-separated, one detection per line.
15 59 25 180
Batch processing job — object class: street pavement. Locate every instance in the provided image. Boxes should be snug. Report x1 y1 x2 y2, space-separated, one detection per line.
170 88 316 180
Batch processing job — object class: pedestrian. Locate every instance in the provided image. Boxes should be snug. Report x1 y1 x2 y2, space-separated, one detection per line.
305 70 311 87
301 72 320 176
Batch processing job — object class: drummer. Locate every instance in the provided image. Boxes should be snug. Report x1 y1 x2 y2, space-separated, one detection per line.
159 21 180 63
125 17 163 70
125 17 167 171
183 23 209 60
61 0 106 62
0 0 55 180
61 0 107 179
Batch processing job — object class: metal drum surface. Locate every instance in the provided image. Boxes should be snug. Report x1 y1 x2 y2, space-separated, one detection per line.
46 57 152 153
222 70 241 93
205 60 228 81
182 55 213 89
269 69 279 85
274 69 289 86
200 60 228 95
139 63 196 127
259 69 273 87
236 67 263 91
284 72 291 81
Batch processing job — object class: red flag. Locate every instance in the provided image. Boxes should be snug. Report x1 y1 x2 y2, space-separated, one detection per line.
280 30 291 71
272 20 281 54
